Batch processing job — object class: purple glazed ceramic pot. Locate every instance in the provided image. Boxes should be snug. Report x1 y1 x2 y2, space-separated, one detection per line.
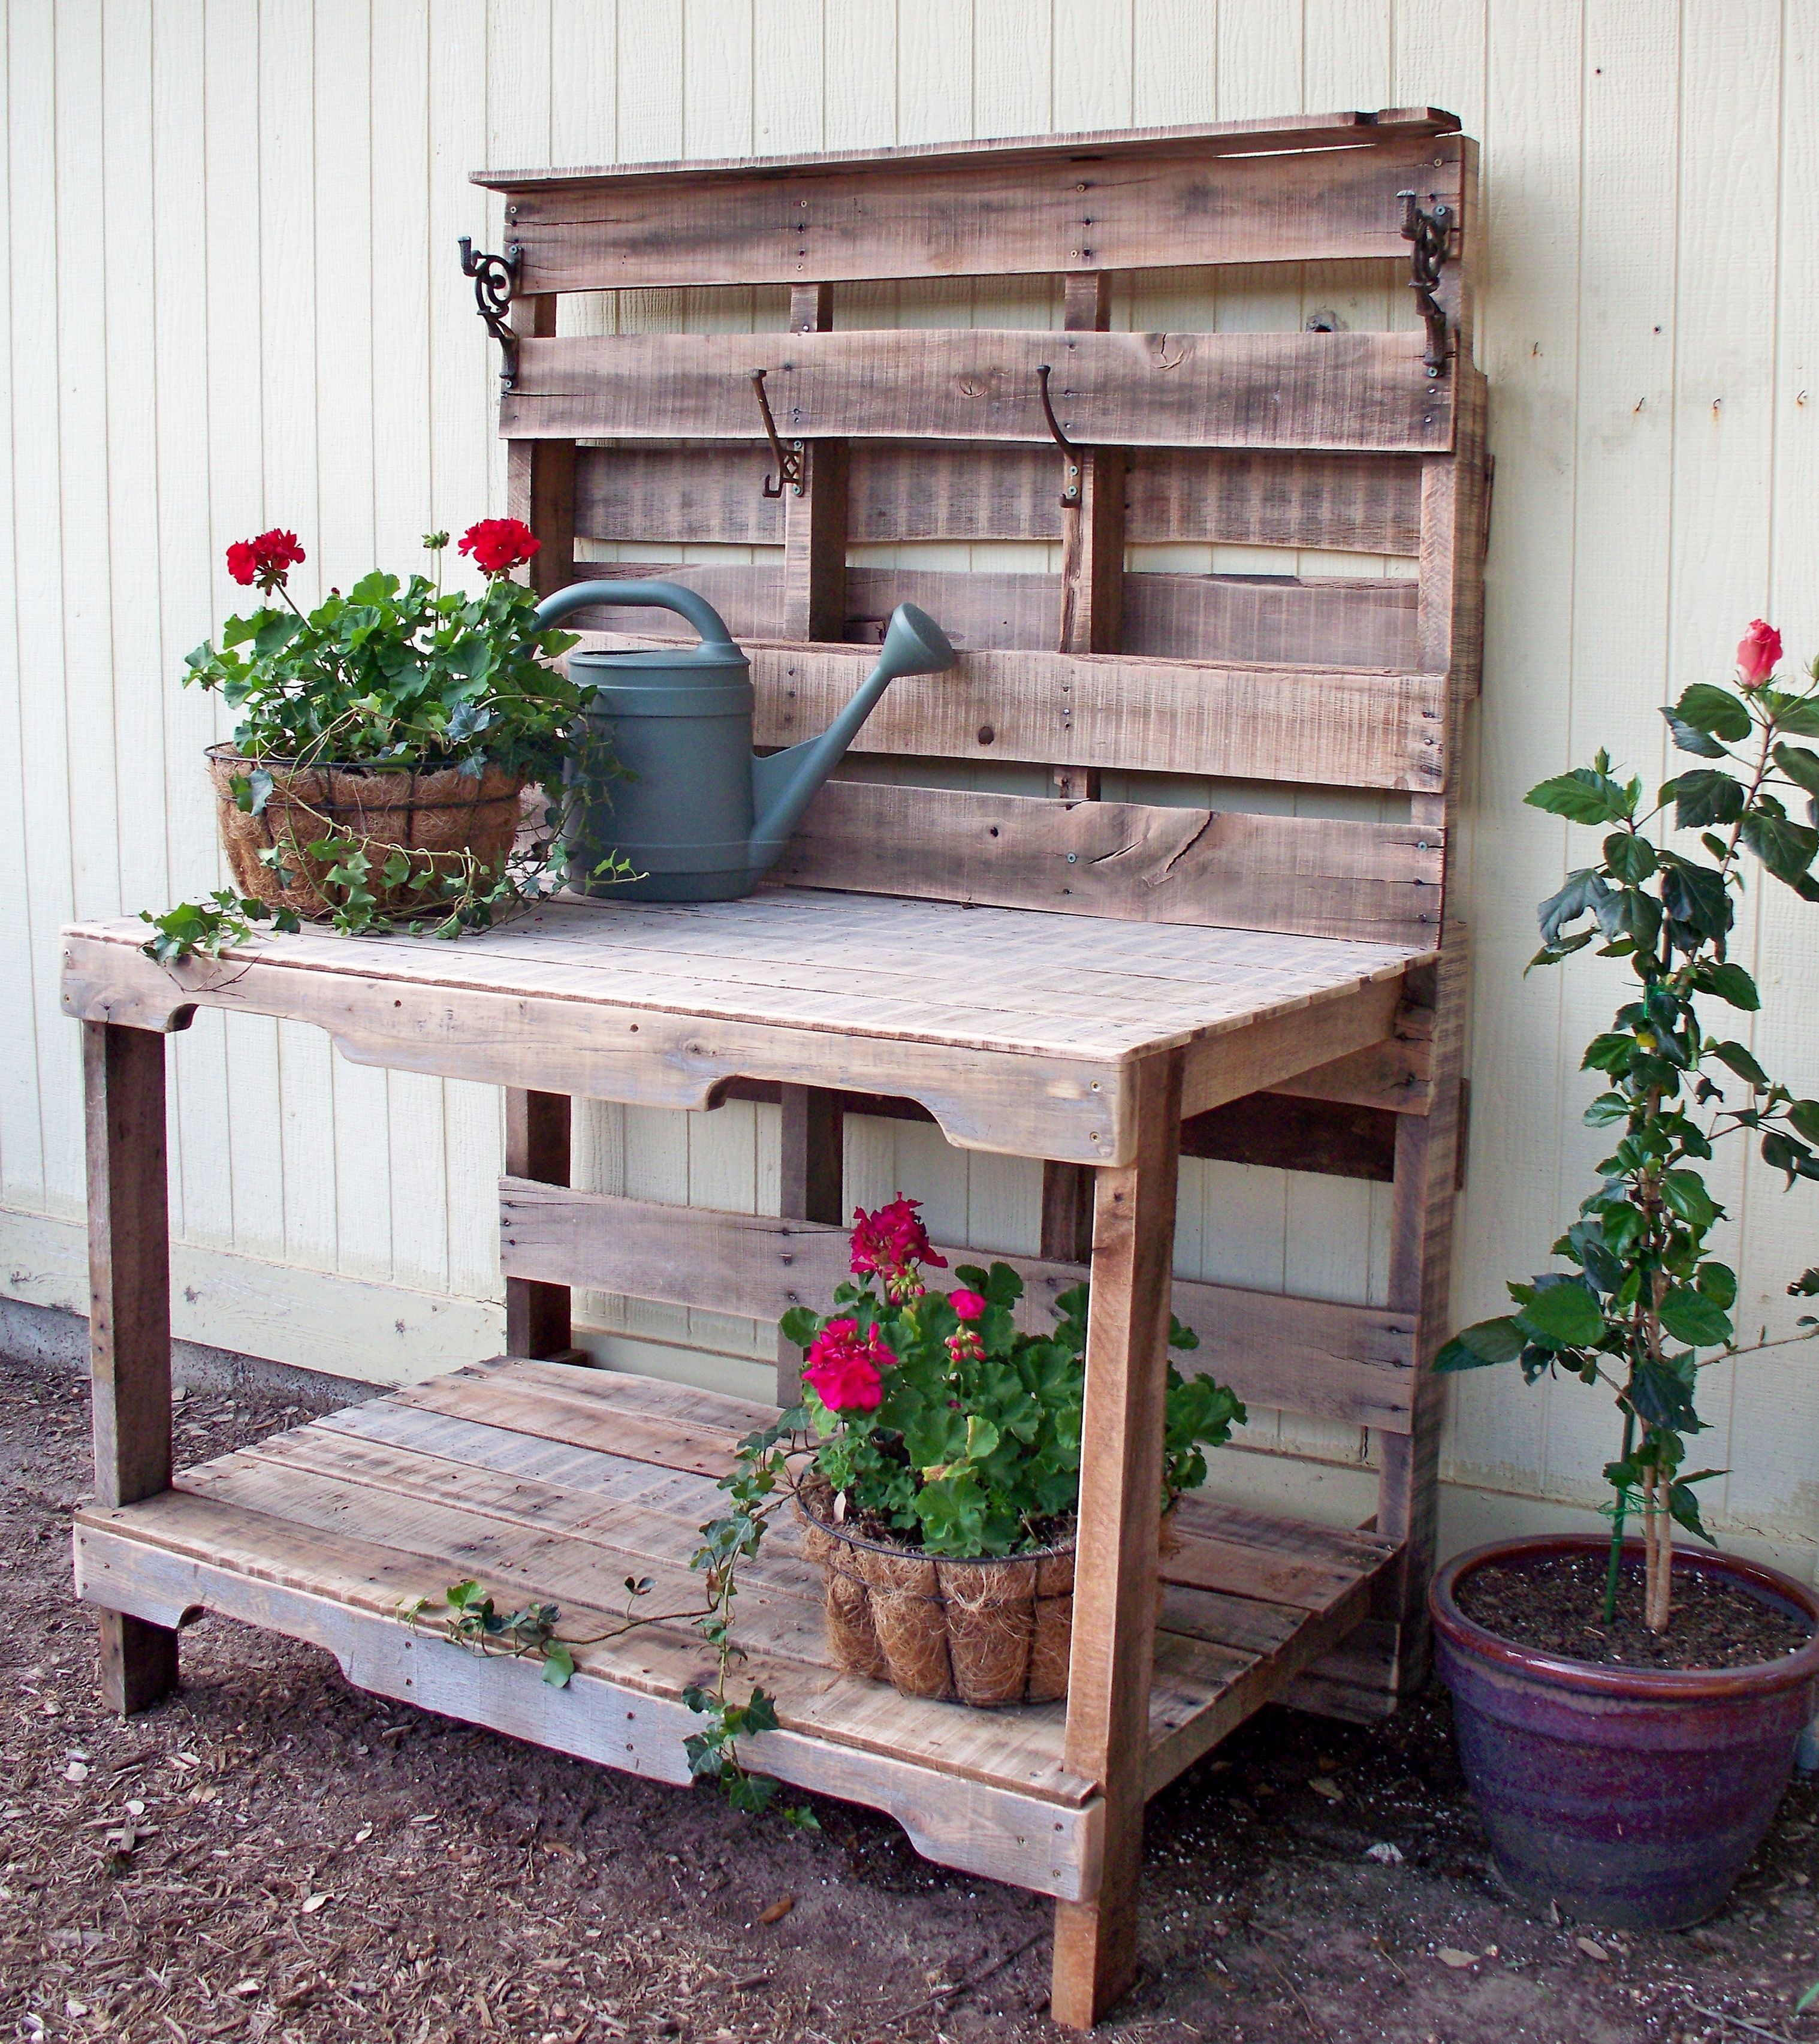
1431 1534 1819 1930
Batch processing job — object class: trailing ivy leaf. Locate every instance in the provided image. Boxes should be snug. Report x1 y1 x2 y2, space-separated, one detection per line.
1670 682 1752 742
1740 807 1819 884
1666 769 1744 831
1537 868 1610 945
1709 1039 1770 1086
1527 770 1639 825
1515 1281 1604 1348
1657 1286 1733 1349
541 1642 575 1687
1693 960 1761 1011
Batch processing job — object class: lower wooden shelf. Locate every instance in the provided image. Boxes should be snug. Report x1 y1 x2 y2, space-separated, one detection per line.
72 1358 1395 1901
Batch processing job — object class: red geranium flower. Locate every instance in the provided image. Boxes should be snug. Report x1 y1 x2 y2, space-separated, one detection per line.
803 1319 894 1414
948 1289 987 1321
226 529 306 593
458 517 541 577
850 1196 945 1302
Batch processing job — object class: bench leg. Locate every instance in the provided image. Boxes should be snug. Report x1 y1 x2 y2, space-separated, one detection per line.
1051 1052 1183 2028
85 1021 178 1714
775 1084 844 1405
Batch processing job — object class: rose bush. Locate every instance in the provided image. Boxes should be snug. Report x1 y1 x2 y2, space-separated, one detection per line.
1438 621 1819 1635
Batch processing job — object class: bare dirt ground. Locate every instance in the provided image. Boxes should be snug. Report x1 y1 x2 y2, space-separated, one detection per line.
4 1346 1817 2044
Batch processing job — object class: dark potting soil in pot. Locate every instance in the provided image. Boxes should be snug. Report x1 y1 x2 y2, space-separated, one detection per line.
1455 1549 1811 1671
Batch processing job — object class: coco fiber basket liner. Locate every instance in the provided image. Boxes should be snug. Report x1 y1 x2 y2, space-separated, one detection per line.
795 1478 1075 1707
207 745 524 921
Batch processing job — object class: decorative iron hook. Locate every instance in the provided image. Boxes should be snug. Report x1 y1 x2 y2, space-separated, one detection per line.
458 236 522 391
1037 364 1082 507
1397 193 1454 380
749 369 804 498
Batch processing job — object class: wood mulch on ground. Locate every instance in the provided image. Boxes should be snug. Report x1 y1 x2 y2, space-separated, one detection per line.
4 1345 1815 2044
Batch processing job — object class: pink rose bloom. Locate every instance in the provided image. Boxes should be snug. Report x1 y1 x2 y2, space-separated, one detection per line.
948 1289 987 1321
1736 619 1783 689
803 1319 892 1413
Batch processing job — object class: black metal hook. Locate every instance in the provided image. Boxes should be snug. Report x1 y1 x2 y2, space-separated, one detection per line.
1037 364 1082 508
749 369 804 498
458 236 523 391
1397 193 1455 380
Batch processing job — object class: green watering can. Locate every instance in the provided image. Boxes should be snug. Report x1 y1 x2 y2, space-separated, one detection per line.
533 580 957 903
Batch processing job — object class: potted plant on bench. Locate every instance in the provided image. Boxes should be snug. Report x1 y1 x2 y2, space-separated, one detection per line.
141 518 624 961
675 1198 1244 1805
1432 621 1819 1929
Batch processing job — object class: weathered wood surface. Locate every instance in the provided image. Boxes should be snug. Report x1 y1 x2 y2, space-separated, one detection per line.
555 562 1420 670
72 1357 1389 1904
84 1021 179 1714
503 331 1455 454
773 782 1443 948
503 1089 571 1360
573 442 1425 557
476 117 1461 293
497 1182 1419 1431
569 635 1447 792
62 894 1416 1166
1052 1056 1181 2025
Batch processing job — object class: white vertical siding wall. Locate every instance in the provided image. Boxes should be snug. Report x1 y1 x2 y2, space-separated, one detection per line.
3 0 1817 1573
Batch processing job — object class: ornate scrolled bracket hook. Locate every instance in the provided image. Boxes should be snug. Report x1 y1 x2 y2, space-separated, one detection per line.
1037 364 1082 508
458 236 523 391
1397 193 1455 381
749 369 805 498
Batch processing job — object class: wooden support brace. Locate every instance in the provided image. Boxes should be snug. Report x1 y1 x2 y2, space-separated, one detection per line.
775 1084 846 1404
1052 1051 1184 2028
780 283 849 642
504 1089 573 1360
506 291 577 601
85 1021 179 1713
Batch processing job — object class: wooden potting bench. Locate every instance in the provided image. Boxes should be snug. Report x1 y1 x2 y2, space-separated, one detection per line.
66 110 1483 2027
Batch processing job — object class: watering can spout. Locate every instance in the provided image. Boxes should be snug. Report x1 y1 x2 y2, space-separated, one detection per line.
747 603 957 877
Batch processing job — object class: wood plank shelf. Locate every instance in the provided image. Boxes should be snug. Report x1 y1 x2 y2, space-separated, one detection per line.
68 107 1484 2032
73 1359 1392 1898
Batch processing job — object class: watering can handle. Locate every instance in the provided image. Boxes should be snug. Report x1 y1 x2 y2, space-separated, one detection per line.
531 578 739 650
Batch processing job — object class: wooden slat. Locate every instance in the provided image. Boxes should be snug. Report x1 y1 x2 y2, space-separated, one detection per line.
779 282 847 641
560 562 1420 669
496 1184 1419 1431
475 119 1461 293
574 638 1447 791
71 1497 1103 1898
502 330 1456 455
574 442 1424 556
773 782 1444 948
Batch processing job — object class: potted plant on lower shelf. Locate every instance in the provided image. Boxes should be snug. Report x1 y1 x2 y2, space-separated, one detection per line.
1433 620 1819 1930
403 1197 1247 1819
142 518 626 961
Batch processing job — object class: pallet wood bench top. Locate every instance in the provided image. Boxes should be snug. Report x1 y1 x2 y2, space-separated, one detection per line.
60 890 1426 1165
72 1359 1393 1897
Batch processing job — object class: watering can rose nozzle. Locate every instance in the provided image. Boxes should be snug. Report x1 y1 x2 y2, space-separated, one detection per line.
530 581 957 904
